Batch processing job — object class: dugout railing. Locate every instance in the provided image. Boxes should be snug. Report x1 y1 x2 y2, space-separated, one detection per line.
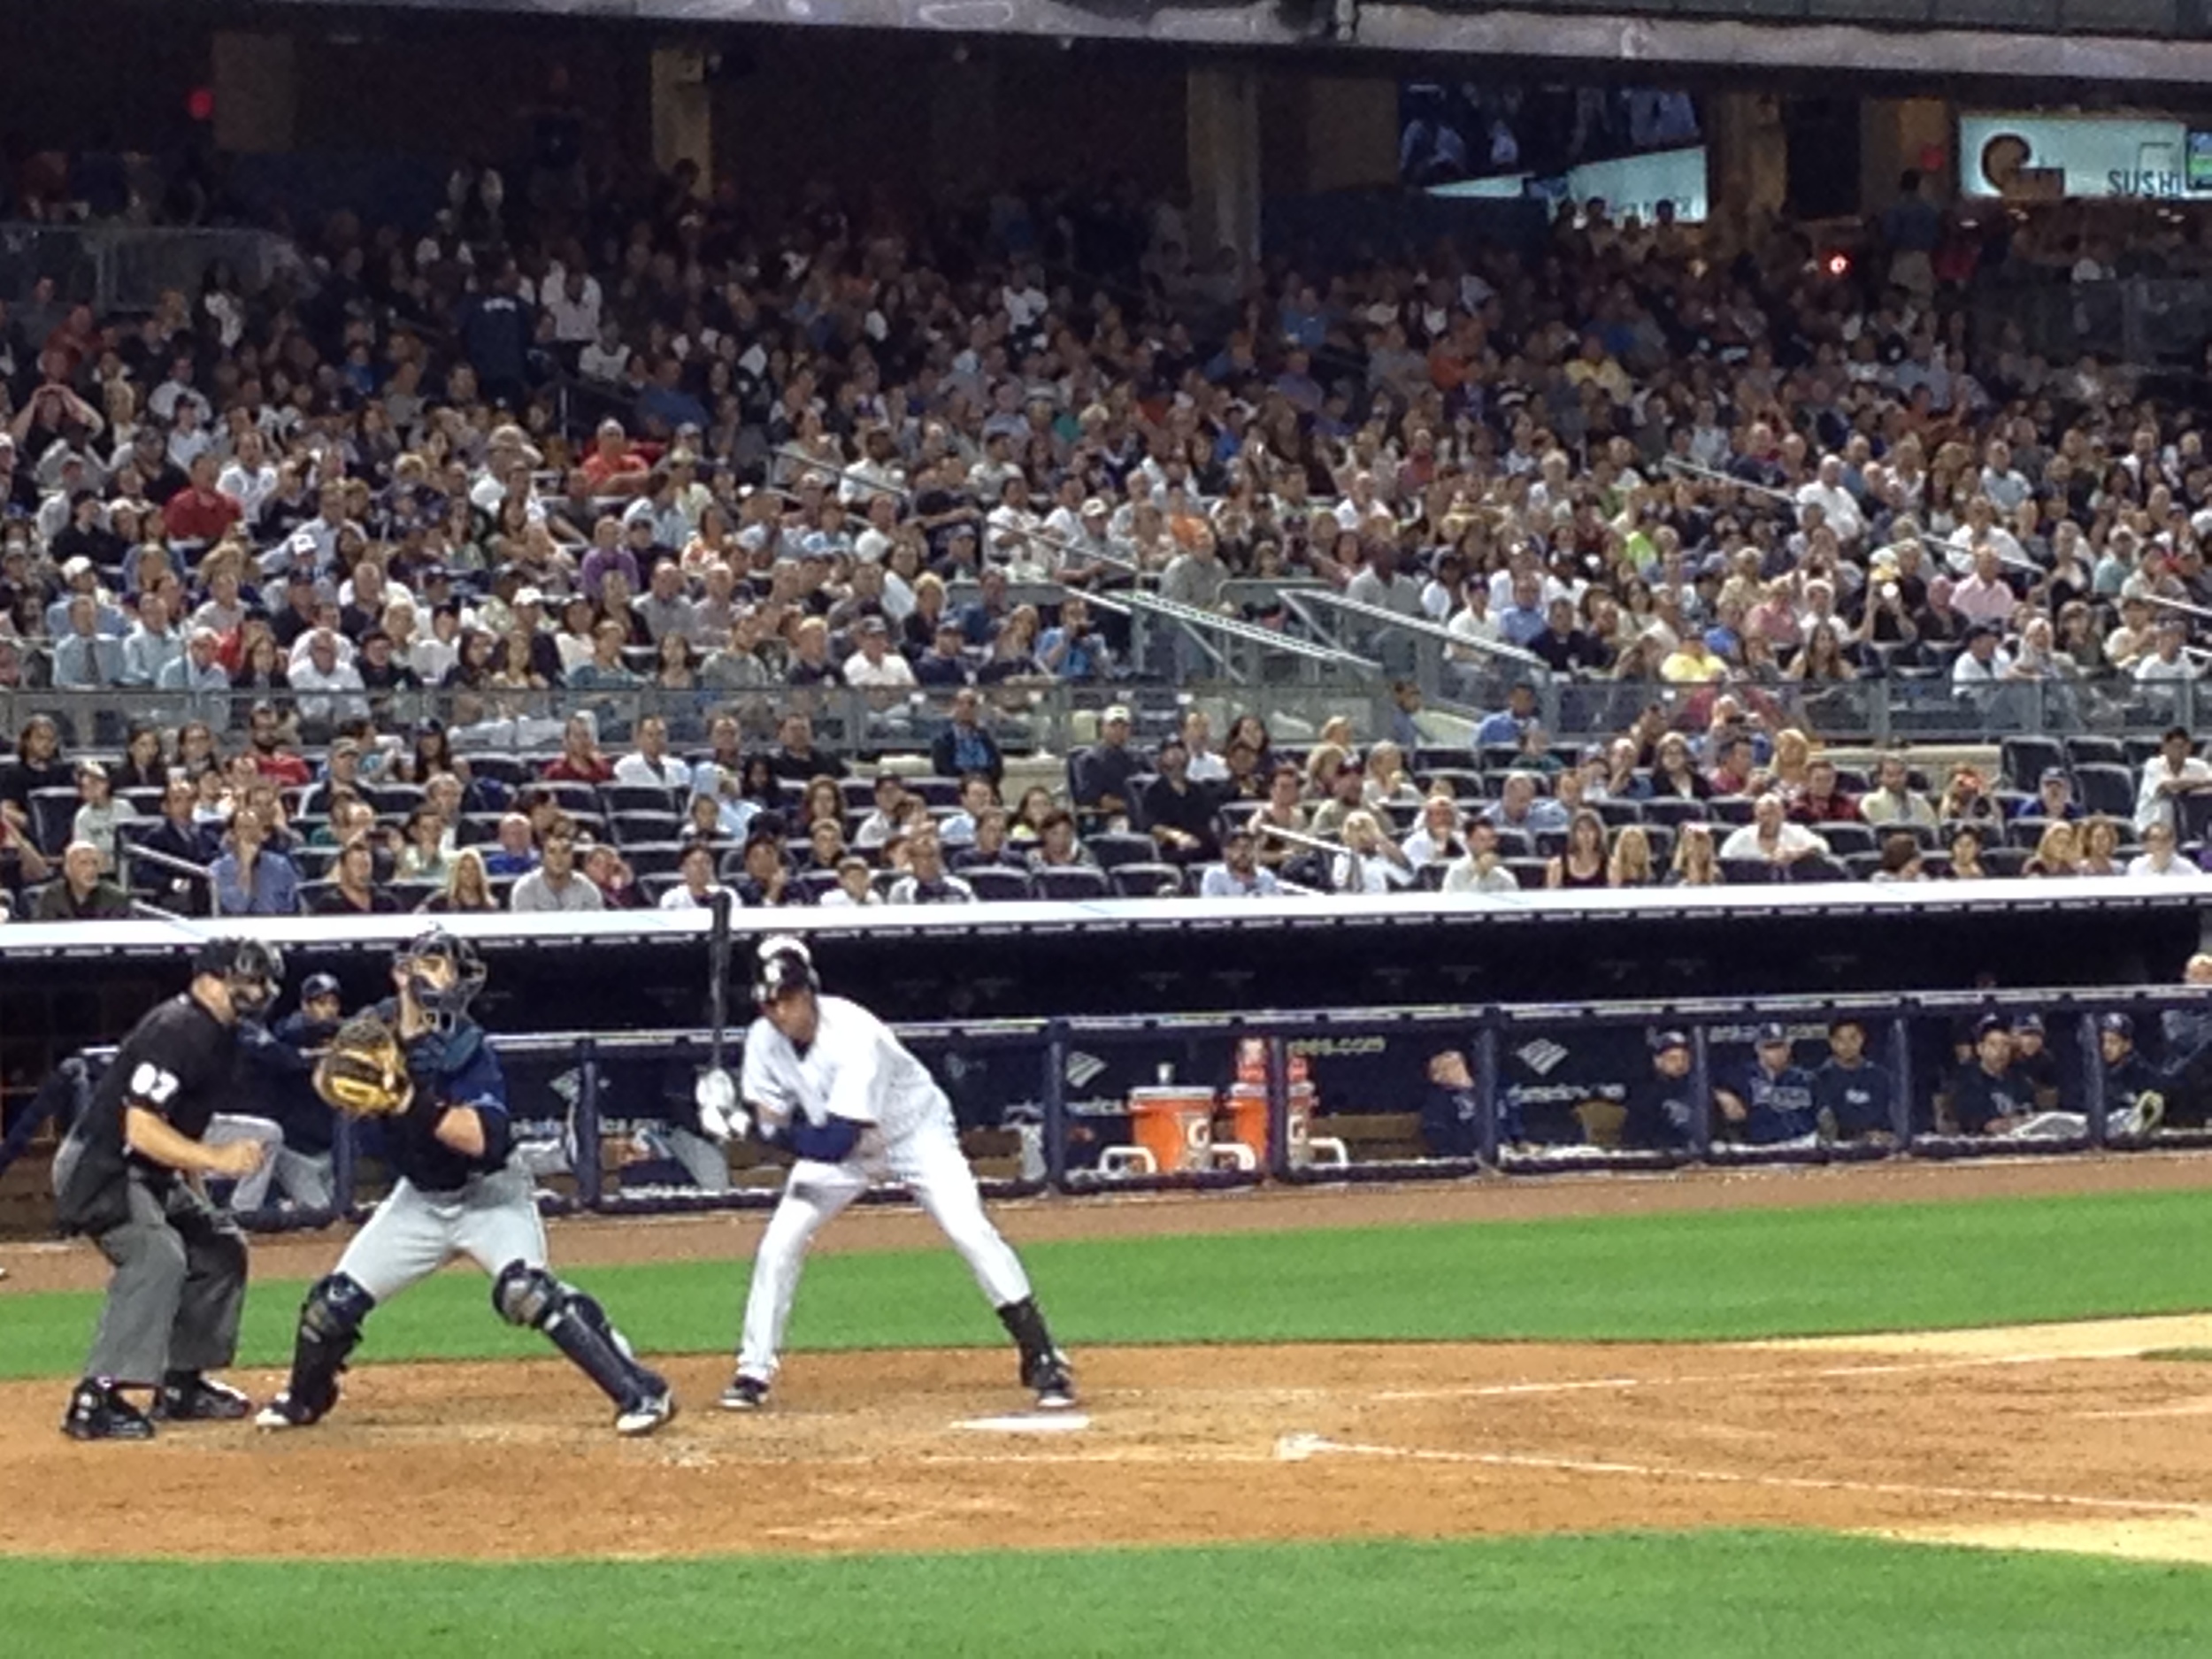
44 984 2212 1233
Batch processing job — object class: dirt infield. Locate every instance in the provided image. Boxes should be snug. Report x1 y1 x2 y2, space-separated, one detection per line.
10 1156 2212 1570
7 1148 2212 1295
4 1321 2212 1565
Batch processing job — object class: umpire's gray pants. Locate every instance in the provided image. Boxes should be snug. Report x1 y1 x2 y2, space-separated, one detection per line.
54 1142 248 1387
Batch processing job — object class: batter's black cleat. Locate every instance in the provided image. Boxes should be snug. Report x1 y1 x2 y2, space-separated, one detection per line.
62 1379 156 1442
253 1391 325 1432
1025 1350 1079 1411
154 1372 254 1423
718 1373 770 1412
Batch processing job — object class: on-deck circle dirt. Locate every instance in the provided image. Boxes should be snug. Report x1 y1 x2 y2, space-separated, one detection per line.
5 1156 2211 1565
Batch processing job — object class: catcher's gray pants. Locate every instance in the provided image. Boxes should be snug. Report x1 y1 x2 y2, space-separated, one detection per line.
334 1164 547 1304
201 1115 335 1212
54 1143 247 1387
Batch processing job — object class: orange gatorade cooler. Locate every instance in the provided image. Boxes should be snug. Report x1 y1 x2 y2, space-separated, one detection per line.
1225 1083 1271 1162
1127 1088 1216 1171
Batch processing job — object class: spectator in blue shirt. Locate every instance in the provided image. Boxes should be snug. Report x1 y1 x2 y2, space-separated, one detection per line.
211 805 301 916
1474 680 1539 750
930 687 1004 786
1039 594 1112 681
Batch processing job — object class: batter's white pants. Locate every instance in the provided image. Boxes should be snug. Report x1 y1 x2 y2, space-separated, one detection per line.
737 1110 1031 1381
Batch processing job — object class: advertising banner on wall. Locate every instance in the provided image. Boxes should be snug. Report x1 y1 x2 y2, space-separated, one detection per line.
1958 111 2212 201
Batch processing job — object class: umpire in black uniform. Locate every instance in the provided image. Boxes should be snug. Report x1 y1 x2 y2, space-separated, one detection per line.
51 937 288 1441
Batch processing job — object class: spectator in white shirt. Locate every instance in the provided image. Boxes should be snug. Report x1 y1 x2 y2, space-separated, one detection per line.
1718 793 1831 867
2135 726 2212 834
1400 793 1469 869
2127 822 2200 879
1442 818 1521 895
1795 455 1864 545
842 616 917 687
2133 618 2203 683
612 715 694 795
288 628 369 728
1330 810 1416 894
657 841 726 910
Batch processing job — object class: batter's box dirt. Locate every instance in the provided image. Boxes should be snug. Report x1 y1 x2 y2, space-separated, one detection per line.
6 1334 2212 1563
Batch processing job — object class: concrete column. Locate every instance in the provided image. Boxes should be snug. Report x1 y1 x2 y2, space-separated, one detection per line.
650 46 713 189
1299 76 1399 194
1703 91 1788 252
1187 66 1263 268
1860 97 1954 214
928 55 1001 200
211 31 297 155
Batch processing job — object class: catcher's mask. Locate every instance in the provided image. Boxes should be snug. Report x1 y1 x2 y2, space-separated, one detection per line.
394 929 486 1031
193 936 286 1019
753 934 818 1008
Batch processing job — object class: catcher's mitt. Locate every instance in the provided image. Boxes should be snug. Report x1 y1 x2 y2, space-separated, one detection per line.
312 1015 415 1118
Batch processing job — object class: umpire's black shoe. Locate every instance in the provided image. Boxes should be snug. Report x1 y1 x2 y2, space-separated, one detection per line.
153 1372 254 1423
62 1379 156 1442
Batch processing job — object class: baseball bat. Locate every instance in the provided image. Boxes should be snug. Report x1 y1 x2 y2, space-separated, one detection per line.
706 887 734 1073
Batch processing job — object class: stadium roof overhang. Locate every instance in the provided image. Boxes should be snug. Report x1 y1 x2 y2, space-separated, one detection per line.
240 0 2212 89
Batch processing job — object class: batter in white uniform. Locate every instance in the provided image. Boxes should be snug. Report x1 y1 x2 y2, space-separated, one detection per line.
701 936 1075 1411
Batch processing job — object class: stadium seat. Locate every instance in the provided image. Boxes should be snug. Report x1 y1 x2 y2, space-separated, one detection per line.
2071 764 2135 819
602 784 685 815
963 867 1033 902
2000 735 2066 792
1820 823 1878 858
611 810 683 847
1110 862 1183 898
2063 736 2126 770
1085 832 1156 870
1033 866 1111 901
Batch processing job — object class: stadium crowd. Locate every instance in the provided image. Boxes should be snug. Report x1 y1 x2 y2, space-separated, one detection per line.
0 154 2210 918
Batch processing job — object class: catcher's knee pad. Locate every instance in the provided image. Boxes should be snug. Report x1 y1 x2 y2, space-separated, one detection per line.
493 1260 651 1406
491 1261 563 1328
305 1272 375 1340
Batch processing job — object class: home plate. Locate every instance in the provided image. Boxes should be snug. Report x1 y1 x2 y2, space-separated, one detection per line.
953 1413 1093 1433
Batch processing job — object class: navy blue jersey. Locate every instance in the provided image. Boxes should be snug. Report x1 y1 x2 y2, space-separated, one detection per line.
1622 1073 1697 1151
1731 1062 1818 1144
1949 1062 2034 1133
240 1012 341 1156
375 1002 511 1193
1812 1058 1895 1139
2103 1052 2159 1113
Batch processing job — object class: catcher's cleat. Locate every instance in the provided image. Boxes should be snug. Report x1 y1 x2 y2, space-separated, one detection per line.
62 1379 156 1442
254 1391 326 1432
1025 1350 1078 1411
153 1372 253 1422
718 1373 770 1412
615 1379 676 1437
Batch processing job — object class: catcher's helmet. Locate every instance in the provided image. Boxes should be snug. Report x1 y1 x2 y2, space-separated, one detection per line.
192 936 286 1018
394 928 486 1030
753 934 818 1006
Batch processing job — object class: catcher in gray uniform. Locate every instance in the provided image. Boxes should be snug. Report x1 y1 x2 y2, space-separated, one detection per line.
257 931 674 1436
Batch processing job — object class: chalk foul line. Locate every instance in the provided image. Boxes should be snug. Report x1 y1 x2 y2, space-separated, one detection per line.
1274 1435 2212 1518
1371 1348 2155 1403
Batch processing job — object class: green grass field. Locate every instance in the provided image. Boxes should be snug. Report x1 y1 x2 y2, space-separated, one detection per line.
12 1533 2212 1658
8 1186 2212 1379
9 1187 2212 1653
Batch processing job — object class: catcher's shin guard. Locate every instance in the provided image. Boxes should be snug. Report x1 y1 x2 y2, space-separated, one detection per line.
284 1273 375 1421
492 1263 657 1408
